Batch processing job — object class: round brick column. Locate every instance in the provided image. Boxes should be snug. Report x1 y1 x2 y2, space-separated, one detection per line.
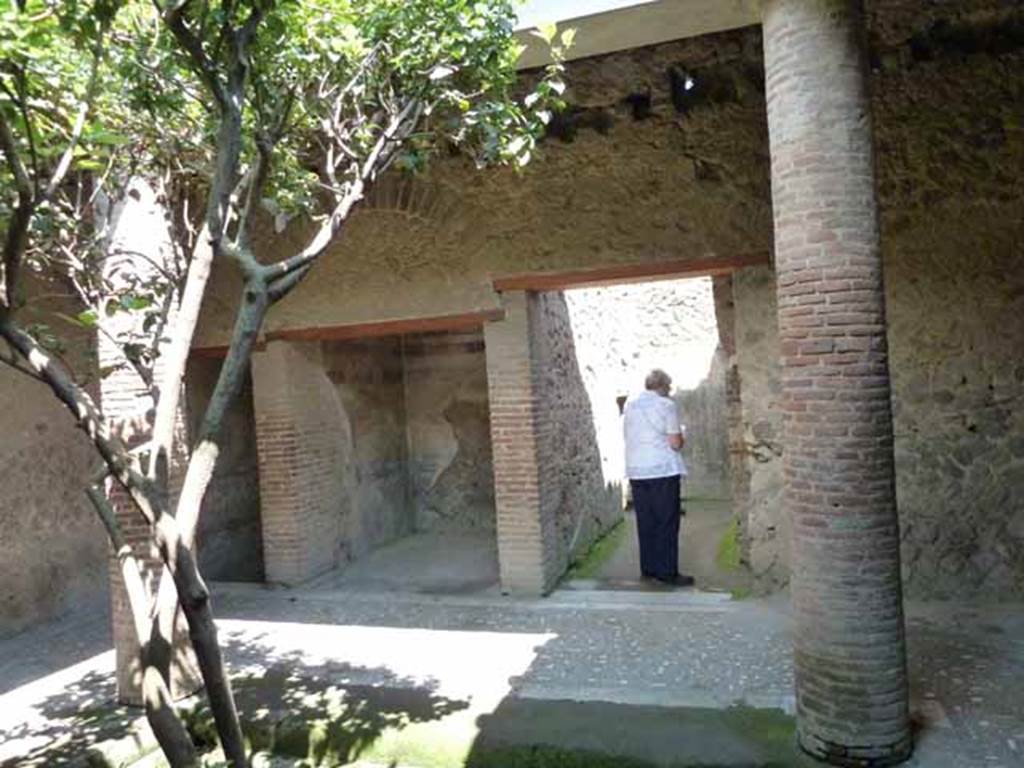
761 1 912 764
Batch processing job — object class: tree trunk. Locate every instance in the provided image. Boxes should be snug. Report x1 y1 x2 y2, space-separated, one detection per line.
151 280 270 768
87 484 199 768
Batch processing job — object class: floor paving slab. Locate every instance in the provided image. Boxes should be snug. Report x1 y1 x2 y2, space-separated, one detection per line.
0 570 1020 767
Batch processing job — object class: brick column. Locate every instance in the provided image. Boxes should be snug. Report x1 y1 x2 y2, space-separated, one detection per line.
99 180 199 705
484 292 560 594
252 340 344 585
762 1 911 764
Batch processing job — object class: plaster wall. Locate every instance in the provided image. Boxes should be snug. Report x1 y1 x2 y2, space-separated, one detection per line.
0 280 109 637
724 4 1024 597
0 366 107 636
731 266 786 591
403 331 495 533
886 221 1024 598
323 338 414 561
869 5 1024 598
193 27 772 349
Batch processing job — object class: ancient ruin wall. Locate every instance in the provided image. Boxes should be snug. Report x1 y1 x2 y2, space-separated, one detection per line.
198 5 1024 599
529 292 622 567
323 339 414 560
192 26 773 348
403 331 495 532
732 266 786 591
869 6 1024 598
0 366 107 636
186 358 264 582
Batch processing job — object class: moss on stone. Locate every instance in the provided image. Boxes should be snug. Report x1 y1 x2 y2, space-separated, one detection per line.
715 518 742 572
565 519 626 580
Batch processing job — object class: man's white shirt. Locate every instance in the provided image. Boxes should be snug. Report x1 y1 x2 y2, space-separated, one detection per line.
623 390 687 480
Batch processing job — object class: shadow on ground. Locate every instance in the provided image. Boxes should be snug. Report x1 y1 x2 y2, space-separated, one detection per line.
0 629 471 768
464 698 808 768
185 631 472 766
0 667 129 767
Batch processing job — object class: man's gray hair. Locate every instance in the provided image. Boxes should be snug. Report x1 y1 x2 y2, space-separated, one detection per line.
644 368 672 393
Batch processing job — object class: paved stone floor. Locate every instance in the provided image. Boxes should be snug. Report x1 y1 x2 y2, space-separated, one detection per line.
0 576 1021 767
586 500 753 595
307 530 500 595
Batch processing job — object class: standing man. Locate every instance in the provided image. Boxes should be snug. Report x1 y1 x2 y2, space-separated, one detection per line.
623 369 693 587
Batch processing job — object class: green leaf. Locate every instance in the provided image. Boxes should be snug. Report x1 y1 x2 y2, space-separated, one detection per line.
560 28 576 49
74 158 107 171
531 22 557 45
120 294 152 311
77 309 99 327
86 130 132 146
51 311 90 328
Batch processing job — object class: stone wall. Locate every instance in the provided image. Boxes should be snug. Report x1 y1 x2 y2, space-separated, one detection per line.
323 338 414 559
677 350 731 500
192 26 773 349
870 4 1024 599
885 220 1024 598
529 292 622 566
403 331 495 532
732 266 786 591
712 275 751 530
186 357 264 582
0 365 107 636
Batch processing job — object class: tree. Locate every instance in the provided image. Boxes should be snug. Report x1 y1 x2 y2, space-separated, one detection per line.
1 1 566 765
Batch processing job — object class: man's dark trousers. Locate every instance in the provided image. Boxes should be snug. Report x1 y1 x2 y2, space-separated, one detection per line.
630 474 681 580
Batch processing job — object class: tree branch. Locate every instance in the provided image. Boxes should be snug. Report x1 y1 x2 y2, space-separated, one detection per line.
0 345 45 383
42 42 104 201
0 317 245 766
160 0 227 109
0 320 158 512
267 262 311 303
0 76 34 196
87 479 151 642
9 68 40 188
260 99 421 291
0 103 35 309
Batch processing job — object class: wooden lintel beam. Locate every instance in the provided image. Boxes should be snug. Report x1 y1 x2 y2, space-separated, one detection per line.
266 309 505 343
491 251 770 292
189 309 506 358
188 345 232 360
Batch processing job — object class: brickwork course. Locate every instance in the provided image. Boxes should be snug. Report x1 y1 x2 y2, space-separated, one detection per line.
251 341 349 585
483 291 562 594
763 0 911 762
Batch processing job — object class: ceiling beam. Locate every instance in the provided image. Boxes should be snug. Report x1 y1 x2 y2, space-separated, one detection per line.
515 0 761 69
492 251 769 292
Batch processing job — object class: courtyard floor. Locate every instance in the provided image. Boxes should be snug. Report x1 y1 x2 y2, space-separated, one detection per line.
0 518 1022 767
